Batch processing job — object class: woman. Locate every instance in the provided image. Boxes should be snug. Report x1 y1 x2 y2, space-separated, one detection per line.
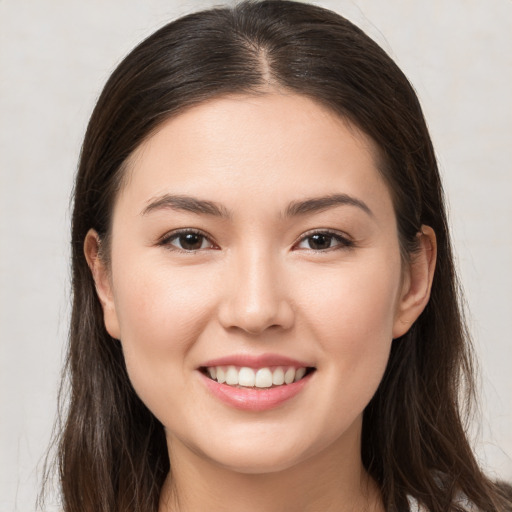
46 1 511 511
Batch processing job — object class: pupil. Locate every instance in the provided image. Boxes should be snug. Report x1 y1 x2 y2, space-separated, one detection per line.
180 233 202 250
309 234 331 250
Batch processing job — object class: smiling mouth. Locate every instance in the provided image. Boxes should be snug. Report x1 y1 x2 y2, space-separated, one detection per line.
200 366 316 388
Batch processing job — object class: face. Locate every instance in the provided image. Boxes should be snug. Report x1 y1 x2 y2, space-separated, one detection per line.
88 93 433 475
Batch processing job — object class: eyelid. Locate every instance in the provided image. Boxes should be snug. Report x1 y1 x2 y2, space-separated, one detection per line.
157 227 353 252
158 228 218 251
292 229 354 251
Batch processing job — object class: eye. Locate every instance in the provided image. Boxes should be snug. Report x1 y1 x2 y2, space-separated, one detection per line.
295 231 353 251
160 230 216 252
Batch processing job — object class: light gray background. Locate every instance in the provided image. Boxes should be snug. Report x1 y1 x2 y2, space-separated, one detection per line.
1 1 511 510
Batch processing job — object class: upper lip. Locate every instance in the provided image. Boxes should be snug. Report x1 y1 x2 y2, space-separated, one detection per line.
200 353 314 369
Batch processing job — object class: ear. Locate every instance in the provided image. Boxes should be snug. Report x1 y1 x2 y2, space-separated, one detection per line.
392 225 437 339
84 229 121 339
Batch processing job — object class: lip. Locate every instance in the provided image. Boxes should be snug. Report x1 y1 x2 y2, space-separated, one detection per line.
200 353 313 369
198 354 315 411
200 371 313 411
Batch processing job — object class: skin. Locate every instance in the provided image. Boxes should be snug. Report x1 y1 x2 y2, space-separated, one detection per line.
85 92 436 512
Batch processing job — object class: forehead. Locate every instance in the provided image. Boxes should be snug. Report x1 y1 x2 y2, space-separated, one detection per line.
116 92 391 219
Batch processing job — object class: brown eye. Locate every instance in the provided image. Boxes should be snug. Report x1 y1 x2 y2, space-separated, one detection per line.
295 231 353 251
307 234 334 250
164 231 214 251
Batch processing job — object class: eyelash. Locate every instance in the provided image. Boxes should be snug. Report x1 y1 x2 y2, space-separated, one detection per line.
158 229 218 253
158 229 354 253
293 229 354 252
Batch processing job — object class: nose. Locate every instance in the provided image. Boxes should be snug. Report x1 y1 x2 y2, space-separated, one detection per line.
218 247 295 335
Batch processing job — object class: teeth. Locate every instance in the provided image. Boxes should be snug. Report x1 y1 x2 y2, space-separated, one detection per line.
225 366 239 385
255 368 273 388
238 367 255 387
294 367 306 382
216 367 226 384
284 367 295 384
205 366 309 388
272 367 285 385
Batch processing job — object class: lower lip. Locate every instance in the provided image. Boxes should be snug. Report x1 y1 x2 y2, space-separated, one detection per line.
200 371 313 411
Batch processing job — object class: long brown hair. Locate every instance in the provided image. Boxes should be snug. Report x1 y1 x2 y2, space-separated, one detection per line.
43 1 511 511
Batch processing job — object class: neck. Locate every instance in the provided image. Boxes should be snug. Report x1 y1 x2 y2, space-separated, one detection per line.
158 424 383 512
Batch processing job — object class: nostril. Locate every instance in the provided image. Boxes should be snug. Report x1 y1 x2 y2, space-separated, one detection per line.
217 277 295 334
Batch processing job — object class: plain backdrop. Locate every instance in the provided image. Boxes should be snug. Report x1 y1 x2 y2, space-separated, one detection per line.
1 0 511 510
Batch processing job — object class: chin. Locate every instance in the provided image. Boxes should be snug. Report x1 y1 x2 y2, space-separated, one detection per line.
189 427 327 476
207 448 308 475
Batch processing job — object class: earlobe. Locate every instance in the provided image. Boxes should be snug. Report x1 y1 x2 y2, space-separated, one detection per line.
392 226 437 339
83 229 121 339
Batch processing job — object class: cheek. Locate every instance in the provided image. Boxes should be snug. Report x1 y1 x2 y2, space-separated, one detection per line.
115 269 205 350
301 256 400 336
110 259 218 411
297 253 401 393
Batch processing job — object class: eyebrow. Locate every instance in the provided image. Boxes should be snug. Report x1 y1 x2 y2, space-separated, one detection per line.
284 194 373 218
141 193 373 218
141 194 231 217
